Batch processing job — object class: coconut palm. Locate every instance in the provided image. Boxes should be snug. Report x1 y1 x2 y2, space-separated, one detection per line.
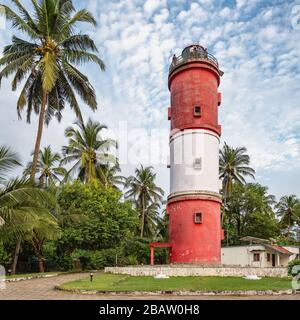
23 146 66 187
276 195 300 238
0 0 105 180
0 145 21 184
125 166 164 237
0 181 56 273
0 145 54 273
220 143 256 198
131 200 163 238
143 202 163 238
155 208 169 241
219 143 255 224
27 211 61 272
96 163 125 190
62 119 117 183
0 145 42 228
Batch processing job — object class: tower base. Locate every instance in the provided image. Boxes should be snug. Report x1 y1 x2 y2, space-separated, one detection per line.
167 195 222 265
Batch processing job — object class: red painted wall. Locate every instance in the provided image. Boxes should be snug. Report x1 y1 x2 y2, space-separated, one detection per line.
169 63 221 136
168 199 221 264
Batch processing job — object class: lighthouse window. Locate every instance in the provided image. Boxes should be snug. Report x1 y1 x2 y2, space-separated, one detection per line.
194 212 202 224
194 105 201 117
194 158 202 170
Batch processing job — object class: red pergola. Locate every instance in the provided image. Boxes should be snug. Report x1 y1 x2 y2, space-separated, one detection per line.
150 242 172 266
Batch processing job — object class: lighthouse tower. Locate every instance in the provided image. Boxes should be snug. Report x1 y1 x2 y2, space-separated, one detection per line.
167 45 224 265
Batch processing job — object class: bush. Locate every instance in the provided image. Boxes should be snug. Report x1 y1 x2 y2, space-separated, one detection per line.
288 259 300 276
71 249 93 270
0 242 11 268
90 249 120 269
69 248 142 270
123 255 139 266
123 238 151 264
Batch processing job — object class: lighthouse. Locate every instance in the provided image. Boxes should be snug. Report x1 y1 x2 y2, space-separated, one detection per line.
167 44 224 265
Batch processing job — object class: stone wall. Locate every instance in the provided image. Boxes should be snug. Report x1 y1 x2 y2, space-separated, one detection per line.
105 266 288 278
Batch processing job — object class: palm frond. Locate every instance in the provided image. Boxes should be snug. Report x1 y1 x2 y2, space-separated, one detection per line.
1 5 39 38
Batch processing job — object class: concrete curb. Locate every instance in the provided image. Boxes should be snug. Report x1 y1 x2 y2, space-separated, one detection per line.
4 271 95 283
55 286 299 296
5 273 59 282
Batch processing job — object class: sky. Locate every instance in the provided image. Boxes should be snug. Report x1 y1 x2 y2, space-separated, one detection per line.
0 0 300 201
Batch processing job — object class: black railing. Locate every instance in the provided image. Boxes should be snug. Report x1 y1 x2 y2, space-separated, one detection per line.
169 50 219 74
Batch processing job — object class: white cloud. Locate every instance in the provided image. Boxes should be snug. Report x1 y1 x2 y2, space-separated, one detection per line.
144 0 166 17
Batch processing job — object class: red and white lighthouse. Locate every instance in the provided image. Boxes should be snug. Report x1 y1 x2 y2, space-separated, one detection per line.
167 44 224 265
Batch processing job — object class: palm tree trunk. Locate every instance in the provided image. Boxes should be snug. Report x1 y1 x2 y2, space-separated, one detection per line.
221 179 231 226
38 256 45 273
32 232 45 273
30 92 48 180
140 193 145 238
237 216 241 237
221 197 227 226
11 239 21 275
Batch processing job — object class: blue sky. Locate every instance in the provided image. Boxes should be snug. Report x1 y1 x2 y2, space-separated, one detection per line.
0 0 300 200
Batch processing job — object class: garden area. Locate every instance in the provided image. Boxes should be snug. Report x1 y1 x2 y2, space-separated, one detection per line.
59 274 293 293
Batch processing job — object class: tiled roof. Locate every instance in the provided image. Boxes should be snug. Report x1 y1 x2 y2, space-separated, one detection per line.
264 244 293 255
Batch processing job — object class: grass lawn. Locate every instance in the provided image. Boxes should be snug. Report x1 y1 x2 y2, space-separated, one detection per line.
59 274 292 292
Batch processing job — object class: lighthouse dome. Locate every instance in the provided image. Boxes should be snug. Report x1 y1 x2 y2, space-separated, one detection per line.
182 44 208 59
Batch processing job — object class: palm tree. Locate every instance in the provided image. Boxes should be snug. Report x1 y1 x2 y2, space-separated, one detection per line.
24 146 66 187
0 0 105 180
220 143 256 197
219 143 255 224
62 119 117 183
96 163 125 190
125 165 164 237
0 146 37 229
276 195 300 239
0 145 53 274
27 211 61 272
143 202 163 238
155 208 169 241
0 181 56 273
0 145 21 184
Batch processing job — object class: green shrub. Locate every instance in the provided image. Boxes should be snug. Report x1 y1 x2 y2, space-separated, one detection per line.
0 242 11 268
90 248 119 269
124 255 139 266
288 259 300 276
71 249 92 270
123 238 151 264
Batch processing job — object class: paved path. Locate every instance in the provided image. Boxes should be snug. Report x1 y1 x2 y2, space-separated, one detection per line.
0 273 300 300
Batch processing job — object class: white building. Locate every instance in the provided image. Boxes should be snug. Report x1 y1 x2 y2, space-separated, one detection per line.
221 237 299 268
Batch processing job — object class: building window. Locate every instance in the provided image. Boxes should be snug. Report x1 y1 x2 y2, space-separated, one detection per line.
194 105 201 117
253 253 260 262
194 212 202 224
267 253 271 262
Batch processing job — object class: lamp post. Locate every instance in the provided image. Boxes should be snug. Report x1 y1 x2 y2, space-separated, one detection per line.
90 272 94 282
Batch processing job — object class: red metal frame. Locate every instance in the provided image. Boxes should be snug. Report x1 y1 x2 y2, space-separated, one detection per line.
150 243 172 266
